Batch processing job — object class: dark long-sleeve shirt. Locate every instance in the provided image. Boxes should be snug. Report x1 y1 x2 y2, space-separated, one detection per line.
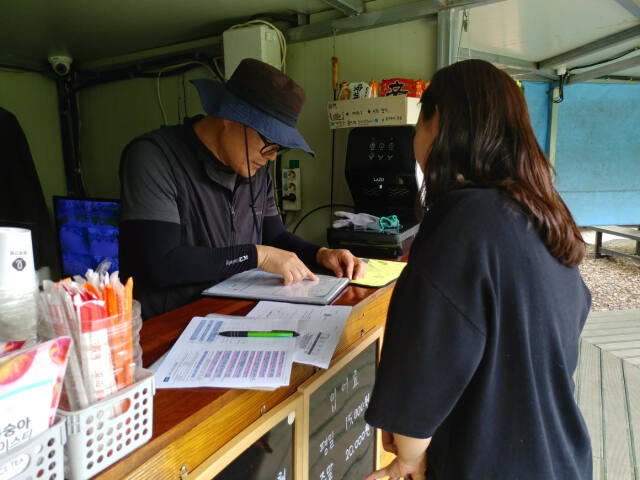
119 116 319 318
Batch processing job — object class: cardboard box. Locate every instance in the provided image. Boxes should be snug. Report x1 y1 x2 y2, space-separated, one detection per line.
327 96 420 129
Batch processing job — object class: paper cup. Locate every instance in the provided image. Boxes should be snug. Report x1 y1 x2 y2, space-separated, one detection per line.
0 227 37 293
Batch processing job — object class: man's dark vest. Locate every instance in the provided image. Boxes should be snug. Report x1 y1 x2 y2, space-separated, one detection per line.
119 117 273 316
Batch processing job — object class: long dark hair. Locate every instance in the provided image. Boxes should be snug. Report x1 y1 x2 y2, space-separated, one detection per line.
419 59 584 266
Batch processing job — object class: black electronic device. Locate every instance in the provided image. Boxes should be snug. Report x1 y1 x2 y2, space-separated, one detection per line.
327 126 422 259
344 126 419 224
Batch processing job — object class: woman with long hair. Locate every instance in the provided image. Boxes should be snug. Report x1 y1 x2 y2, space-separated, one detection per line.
364 60 592 480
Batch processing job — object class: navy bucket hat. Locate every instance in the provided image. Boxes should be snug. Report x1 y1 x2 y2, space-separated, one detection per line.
191 59 314 156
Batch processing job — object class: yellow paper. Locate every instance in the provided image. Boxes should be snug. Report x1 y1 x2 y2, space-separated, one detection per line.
350 258 407 288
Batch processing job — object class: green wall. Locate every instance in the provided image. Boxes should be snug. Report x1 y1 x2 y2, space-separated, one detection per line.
284 18 437 244
76 18 437 245
77 67 210 199
0 70 66 216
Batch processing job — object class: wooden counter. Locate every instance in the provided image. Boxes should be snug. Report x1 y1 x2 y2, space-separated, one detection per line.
93 283 394 479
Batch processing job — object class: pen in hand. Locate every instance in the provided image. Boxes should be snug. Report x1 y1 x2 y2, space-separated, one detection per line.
219 330 300 338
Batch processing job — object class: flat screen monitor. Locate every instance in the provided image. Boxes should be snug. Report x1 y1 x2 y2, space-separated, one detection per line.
53 196 120 278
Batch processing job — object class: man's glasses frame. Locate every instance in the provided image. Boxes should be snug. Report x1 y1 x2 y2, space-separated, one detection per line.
257 131 289 155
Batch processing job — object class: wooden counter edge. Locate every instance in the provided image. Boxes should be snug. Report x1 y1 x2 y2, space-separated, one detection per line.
92 283 395 479
187 394 305 479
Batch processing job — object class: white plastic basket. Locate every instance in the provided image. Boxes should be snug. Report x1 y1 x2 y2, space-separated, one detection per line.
0 417 66 480
59 368 155 480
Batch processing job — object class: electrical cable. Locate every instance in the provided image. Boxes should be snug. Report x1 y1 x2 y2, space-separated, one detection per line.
553 47 640 104
455 9 469 62
553 72 568 104
244 127 263 242
271 154 285 219
223 19 288 223
330 130 336 217
176 75 182 121
155 60 220 125
292 204 355 235
182 73 188 120
568 47 639 72
330 34 337 219
212 58 225 81
156 74 168 125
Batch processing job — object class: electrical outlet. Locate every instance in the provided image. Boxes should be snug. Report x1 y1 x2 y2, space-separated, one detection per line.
282 168 301 211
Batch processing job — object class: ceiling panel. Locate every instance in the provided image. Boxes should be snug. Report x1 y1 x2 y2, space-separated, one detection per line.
610 62 640 78
1 0 639 82
460 0 639 62
0 0 331 65
556 38 639 71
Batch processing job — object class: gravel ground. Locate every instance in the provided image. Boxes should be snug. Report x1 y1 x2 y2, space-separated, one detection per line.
578 232 640 312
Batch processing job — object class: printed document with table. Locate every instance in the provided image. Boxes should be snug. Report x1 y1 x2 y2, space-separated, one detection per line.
247 301 352 369
153 301 352 389
154 315 298 390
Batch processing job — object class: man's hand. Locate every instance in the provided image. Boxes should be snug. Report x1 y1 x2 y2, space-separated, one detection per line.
316 247 367 280
256 245 318 285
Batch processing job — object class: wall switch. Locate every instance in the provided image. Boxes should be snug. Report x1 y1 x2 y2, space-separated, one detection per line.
282 168 301 211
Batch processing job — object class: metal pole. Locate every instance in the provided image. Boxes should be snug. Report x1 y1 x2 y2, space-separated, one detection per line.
437 8 463 69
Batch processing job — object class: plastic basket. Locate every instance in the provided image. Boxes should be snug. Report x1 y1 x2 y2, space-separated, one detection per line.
59 368 155 480
0 417 66 480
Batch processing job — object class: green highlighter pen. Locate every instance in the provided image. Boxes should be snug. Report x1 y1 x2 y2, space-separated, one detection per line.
218 330 300 338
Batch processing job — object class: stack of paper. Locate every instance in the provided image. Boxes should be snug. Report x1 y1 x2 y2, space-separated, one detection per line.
202 269 350 305
247 301 351 369
154 302 352 390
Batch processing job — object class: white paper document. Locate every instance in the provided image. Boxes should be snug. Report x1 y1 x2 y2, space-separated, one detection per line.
248 301 352 369
202 268 350 305
154 315 298 390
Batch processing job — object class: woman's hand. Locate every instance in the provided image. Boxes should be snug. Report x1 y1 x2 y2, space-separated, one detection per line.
364 457 426 480
316 247 367 280
365 433 430 480
256 245 318 285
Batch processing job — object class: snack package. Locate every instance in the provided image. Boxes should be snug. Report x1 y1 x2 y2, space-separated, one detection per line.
338 81 371 100
0 337 71 454
0 341 26 356
381 78 425 98
369 79 380 98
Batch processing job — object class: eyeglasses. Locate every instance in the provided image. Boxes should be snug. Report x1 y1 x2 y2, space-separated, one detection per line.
257 131 289 156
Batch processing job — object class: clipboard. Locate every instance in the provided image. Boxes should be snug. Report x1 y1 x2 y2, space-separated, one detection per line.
202 268 350 305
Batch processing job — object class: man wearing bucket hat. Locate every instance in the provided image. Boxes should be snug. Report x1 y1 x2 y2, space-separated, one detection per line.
119 59 365 319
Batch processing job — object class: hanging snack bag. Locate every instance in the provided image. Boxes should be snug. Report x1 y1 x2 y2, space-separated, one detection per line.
369 79 380 98
338 81 372 100
381 78 425 98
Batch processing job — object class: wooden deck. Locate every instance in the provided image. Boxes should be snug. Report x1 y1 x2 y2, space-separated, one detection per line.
575 309 640 479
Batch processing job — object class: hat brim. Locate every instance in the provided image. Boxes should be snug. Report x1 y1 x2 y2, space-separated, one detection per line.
191 78 314 156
